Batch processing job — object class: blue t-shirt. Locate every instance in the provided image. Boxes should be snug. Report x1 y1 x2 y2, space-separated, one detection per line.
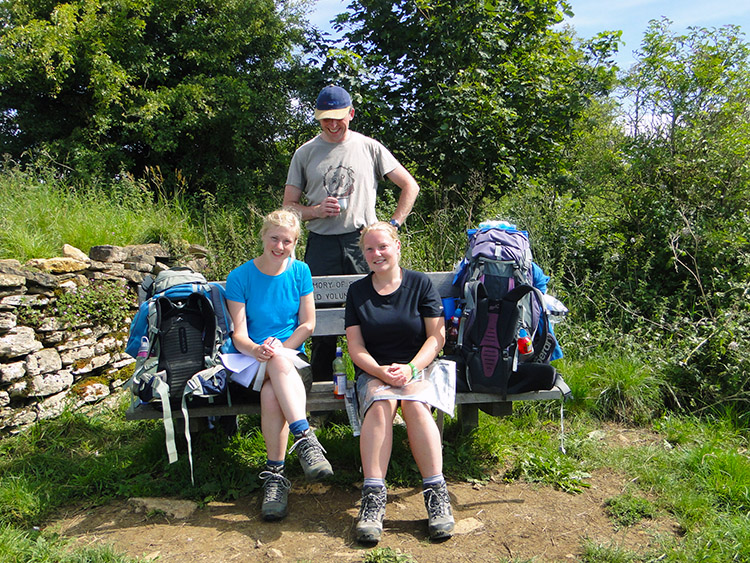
225 258 313 352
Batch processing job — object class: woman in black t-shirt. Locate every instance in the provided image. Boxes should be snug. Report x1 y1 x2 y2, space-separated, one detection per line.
345 221 455 544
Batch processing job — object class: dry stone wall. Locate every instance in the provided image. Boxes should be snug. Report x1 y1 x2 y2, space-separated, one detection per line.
0 243 209 435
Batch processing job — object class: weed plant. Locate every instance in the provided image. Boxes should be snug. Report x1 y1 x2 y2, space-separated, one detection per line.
604 492 657 528
53 281 134 329
363 546 417 563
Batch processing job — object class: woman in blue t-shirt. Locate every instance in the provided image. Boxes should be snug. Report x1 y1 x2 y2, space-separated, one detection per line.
345 222 455 544
225 209 332 522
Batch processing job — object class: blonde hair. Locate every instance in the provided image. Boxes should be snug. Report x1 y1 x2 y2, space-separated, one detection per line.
260 208 301 241
359 221 400 252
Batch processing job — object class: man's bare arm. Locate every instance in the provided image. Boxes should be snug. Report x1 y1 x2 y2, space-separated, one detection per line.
385 165 420 225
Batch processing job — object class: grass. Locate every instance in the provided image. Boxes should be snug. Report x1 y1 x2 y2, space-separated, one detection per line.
0 524 141 563
0 161 203 261
604 492 657 528
4 399 750 561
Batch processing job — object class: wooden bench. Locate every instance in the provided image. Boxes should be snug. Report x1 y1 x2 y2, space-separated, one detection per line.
126 272 569 435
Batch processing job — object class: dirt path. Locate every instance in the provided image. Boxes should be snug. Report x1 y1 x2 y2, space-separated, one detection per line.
49 463 678 562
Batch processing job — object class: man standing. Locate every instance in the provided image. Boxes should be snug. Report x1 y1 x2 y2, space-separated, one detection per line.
283 85 420 381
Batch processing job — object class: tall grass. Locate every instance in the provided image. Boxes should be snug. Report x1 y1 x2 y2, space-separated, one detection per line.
0 161 202 261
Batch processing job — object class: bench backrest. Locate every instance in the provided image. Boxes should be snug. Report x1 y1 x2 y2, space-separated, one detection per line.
214 271 456 337
310 271 456 336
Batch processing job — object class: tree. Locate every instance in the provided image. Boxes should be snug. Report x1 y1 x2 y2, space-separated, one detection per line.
327 0 618 209
563 20 750 408
0 0 316 199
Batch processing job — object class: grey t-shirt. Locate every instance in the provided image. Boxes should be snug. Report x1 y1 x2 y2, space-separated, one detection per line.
286 131 400 235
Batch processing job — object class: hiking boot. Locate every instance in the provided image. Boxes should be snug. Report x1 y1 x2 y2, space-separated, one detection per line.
259 467 291 521
288 429 333 482
423 481 454 539
356 486 387 543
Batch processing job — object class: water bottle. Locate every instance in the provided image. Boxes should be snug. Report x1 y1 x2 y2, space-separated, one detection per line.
543 294 568 326
344 380 361 437
444 310 461 355
332 347 346 399
136 336 149 359
517 328 533 356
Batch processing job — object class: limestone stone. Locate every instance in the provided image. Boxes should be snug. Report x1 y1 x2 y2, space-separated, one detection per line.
188 244 210 258
41 331 65 346
0 311 16 331
0 361 26 383
120 270 147 284
124 243 170 260
25 348 63 376
11 408 37 427
76 382 110 404
88 260 125 272
37 390 68 420
94 337 118 355
37 317 63 332
59 280 79 291
185 258 208 273
60 345 94 366
0 390 9 407
0 295 23 310
0 273 25 289
128 497 198 519
89 245 128 263
112 357 136 370
87 272 126 282
153 262 171 274
25 257 88 274
0 327 43 359
57 332 96 351
8 380 28 398
126 253 156 266
0 265 59 292
62 244 91 263
31 369 74 397
124 259 155 273
19 294 50 308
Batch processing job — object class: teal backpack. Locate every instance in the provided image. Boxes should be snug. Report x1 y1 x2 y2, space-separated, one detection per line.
126 267 235 483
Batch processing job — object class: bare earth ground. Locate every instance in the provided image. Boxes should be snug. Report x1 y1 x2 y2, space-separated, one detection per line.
47 426 681 562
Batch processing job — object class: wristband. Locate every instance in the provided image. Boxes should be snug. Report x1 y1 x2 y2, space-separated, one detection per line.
389 218 401 230
407 362 418 380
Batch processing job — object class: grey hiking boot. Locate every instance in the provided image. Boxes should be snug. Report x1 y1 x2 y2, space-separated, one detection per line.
356 486 387 543
288 429 333 482
259 467 291 521
423 481 454 539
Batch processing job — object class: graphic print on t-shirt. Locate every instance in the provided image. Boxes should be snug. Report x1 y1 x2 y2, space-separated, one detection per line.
324 165 355 198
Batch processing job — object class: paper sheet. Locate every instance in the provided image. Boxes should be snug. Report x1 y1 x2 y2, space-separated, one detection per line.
221 349 310 392
357 358 456 419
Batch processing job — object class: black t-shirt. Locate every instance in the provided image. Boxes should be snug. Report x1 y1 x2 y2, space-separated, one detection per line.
344 268 443 365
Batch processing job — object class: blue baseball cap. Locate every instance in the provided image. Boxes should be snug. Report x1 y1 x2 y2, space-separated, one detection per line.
314 85 352 120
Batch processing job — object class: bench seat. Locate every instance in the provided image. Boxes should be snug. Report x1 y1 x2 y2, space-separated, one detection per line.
125 271 568 435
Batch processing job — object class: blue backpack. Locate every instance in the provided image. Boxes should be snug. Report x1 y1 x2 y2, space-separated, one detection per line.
126 267 235 483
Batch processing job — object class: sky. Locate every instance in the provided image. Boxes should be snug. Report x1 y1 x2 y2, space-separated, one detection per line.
306 0 750 69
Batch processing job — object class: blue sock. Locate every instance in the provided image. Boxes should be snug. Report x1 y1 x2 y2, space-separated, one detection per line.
364 478 386 489
266 459 284 472
289 419 310 438
422 474 444 488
